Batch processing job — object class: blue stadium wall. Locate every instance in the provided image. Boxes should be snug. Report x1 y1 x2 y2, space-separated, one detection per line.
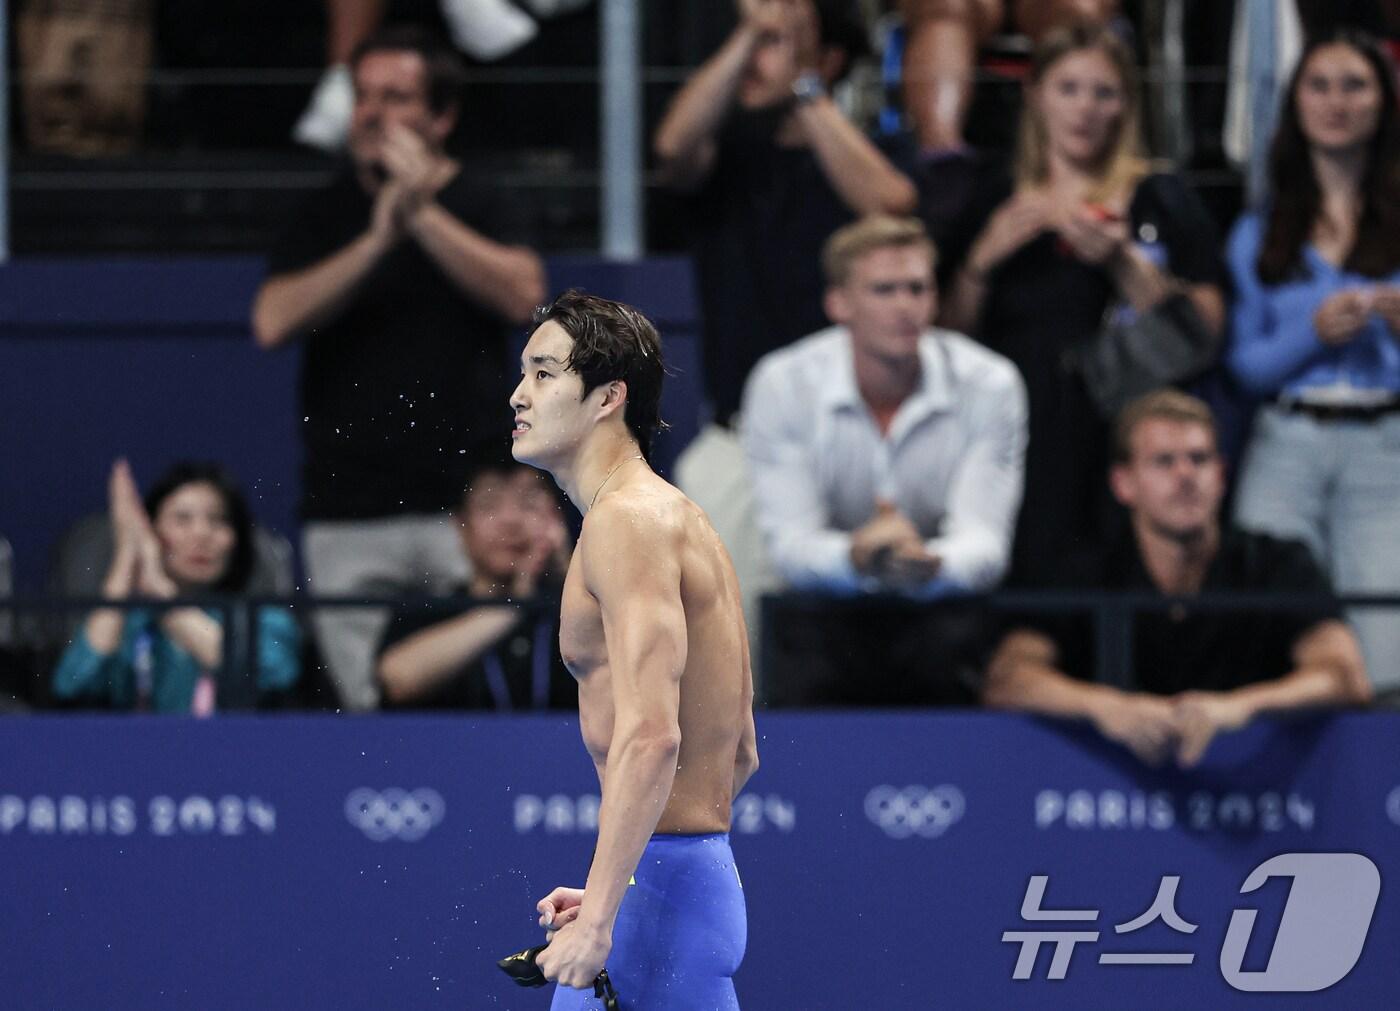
2 713 1398 1008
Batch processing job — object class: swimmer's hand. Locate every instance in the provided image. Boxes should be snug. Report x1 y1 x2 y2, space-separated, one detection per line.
496 942 621 1009
537 885 585 937
536 917 612 990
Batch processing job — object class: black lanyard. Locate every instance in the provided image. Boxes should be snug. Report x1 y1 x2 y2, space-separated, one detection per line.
481 615 554 711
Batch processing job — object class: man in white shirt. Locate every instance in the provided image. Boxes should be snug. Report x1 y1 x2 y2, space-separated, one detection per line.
741 214 1027 704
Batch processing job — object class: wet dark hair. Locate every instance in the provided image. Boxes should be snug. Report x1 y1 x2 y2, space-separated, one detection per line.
350 25 467 115
531 290 669 461
143 462 256 593
1257 30 1400 283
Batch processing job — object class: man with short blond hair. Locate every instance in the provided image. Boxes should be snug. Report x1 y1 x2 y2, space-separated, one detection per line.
820 213 936 285
984 390 1371 768
742 214 1027 704
1110 388 1216 464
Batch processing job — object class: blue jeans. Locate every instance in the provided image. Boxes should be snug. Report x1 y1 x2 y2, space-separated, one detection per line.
1234 404 1400 692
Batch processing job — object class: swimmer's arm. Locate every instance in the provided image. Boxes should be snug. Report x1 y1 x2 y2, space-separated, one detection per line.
577 502 687 938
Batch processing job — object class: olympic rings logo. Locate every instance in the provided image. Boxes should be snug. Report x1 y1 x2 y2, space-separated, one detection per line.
864 785 965 839
344 788 445 842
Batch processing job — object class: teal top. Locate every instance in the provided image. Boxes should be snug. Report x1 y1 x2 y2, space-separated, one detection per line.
53 606 300 712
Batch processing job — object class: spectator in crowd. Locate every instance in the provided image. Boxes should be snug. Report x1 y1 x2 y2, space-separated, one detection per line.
896 0 1119 158
984 391 1371 768
1227 30 1400 695
938 22 1227 588
741 215 1026 705
1224 2 1400 205
252 26 546 712
653 0 918 659
53 460 300 713
375 451 574 710
293 0 585 151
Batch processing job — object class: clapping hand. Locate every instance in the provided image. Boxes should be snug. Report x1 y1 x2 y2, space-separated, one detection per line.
109 459 148 561
108 459 174 597
106 459 175 599
367 123 451 243
381 122 449 218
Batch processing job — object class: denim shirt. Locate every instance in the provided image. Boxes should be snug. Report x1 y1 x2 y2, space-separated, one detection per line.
1227 212 1400 399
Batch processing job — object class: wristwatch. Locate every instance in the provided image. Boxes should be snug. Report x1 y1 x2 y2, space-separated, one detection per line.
791 71 826 105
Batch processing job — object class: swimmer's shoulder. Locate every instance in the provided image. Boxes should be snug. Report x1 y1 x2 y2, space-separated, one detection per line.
581 476 690 553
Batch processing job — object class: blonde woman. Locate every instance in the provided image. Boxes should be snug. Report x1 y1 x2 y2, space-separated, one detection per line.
939 23 1227 587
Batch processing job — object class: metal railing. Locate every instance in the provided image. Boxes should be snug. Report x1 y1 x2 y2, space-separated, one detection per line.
1 593 557 711
5 589 1397 712
760 589 1400 697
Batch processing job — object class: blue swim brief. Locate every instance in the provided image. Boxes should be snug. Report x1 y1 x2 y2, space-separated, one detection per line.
550 832 746 1010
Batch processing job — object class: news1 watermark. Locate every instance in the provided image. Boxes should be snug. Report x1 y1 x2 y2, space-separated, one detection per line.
1002 853 1380 992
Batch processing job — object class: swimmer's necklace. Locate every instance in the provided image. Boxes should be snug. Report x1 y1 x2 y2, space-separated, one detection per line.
589 455 644 510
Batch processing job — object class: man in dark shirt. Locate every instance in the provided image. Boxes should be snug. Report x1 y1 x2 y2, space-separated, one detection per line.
652 0 918 676
984 390 1371 767
375 452 573 711
655 0 917 429
251 26 546 710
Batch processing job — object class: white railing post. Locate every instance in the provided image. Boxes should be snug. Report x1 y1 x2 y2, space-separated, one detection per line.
600 0 642 259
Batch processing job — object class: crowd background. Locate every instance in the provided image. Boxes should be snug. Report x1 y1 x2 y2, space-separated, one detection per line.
3 0 1400 747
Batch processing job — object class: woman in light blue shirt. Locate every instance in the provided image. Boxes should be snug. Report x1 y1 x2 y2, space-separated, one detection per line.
1227 30 1400 694
53 460 299 712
